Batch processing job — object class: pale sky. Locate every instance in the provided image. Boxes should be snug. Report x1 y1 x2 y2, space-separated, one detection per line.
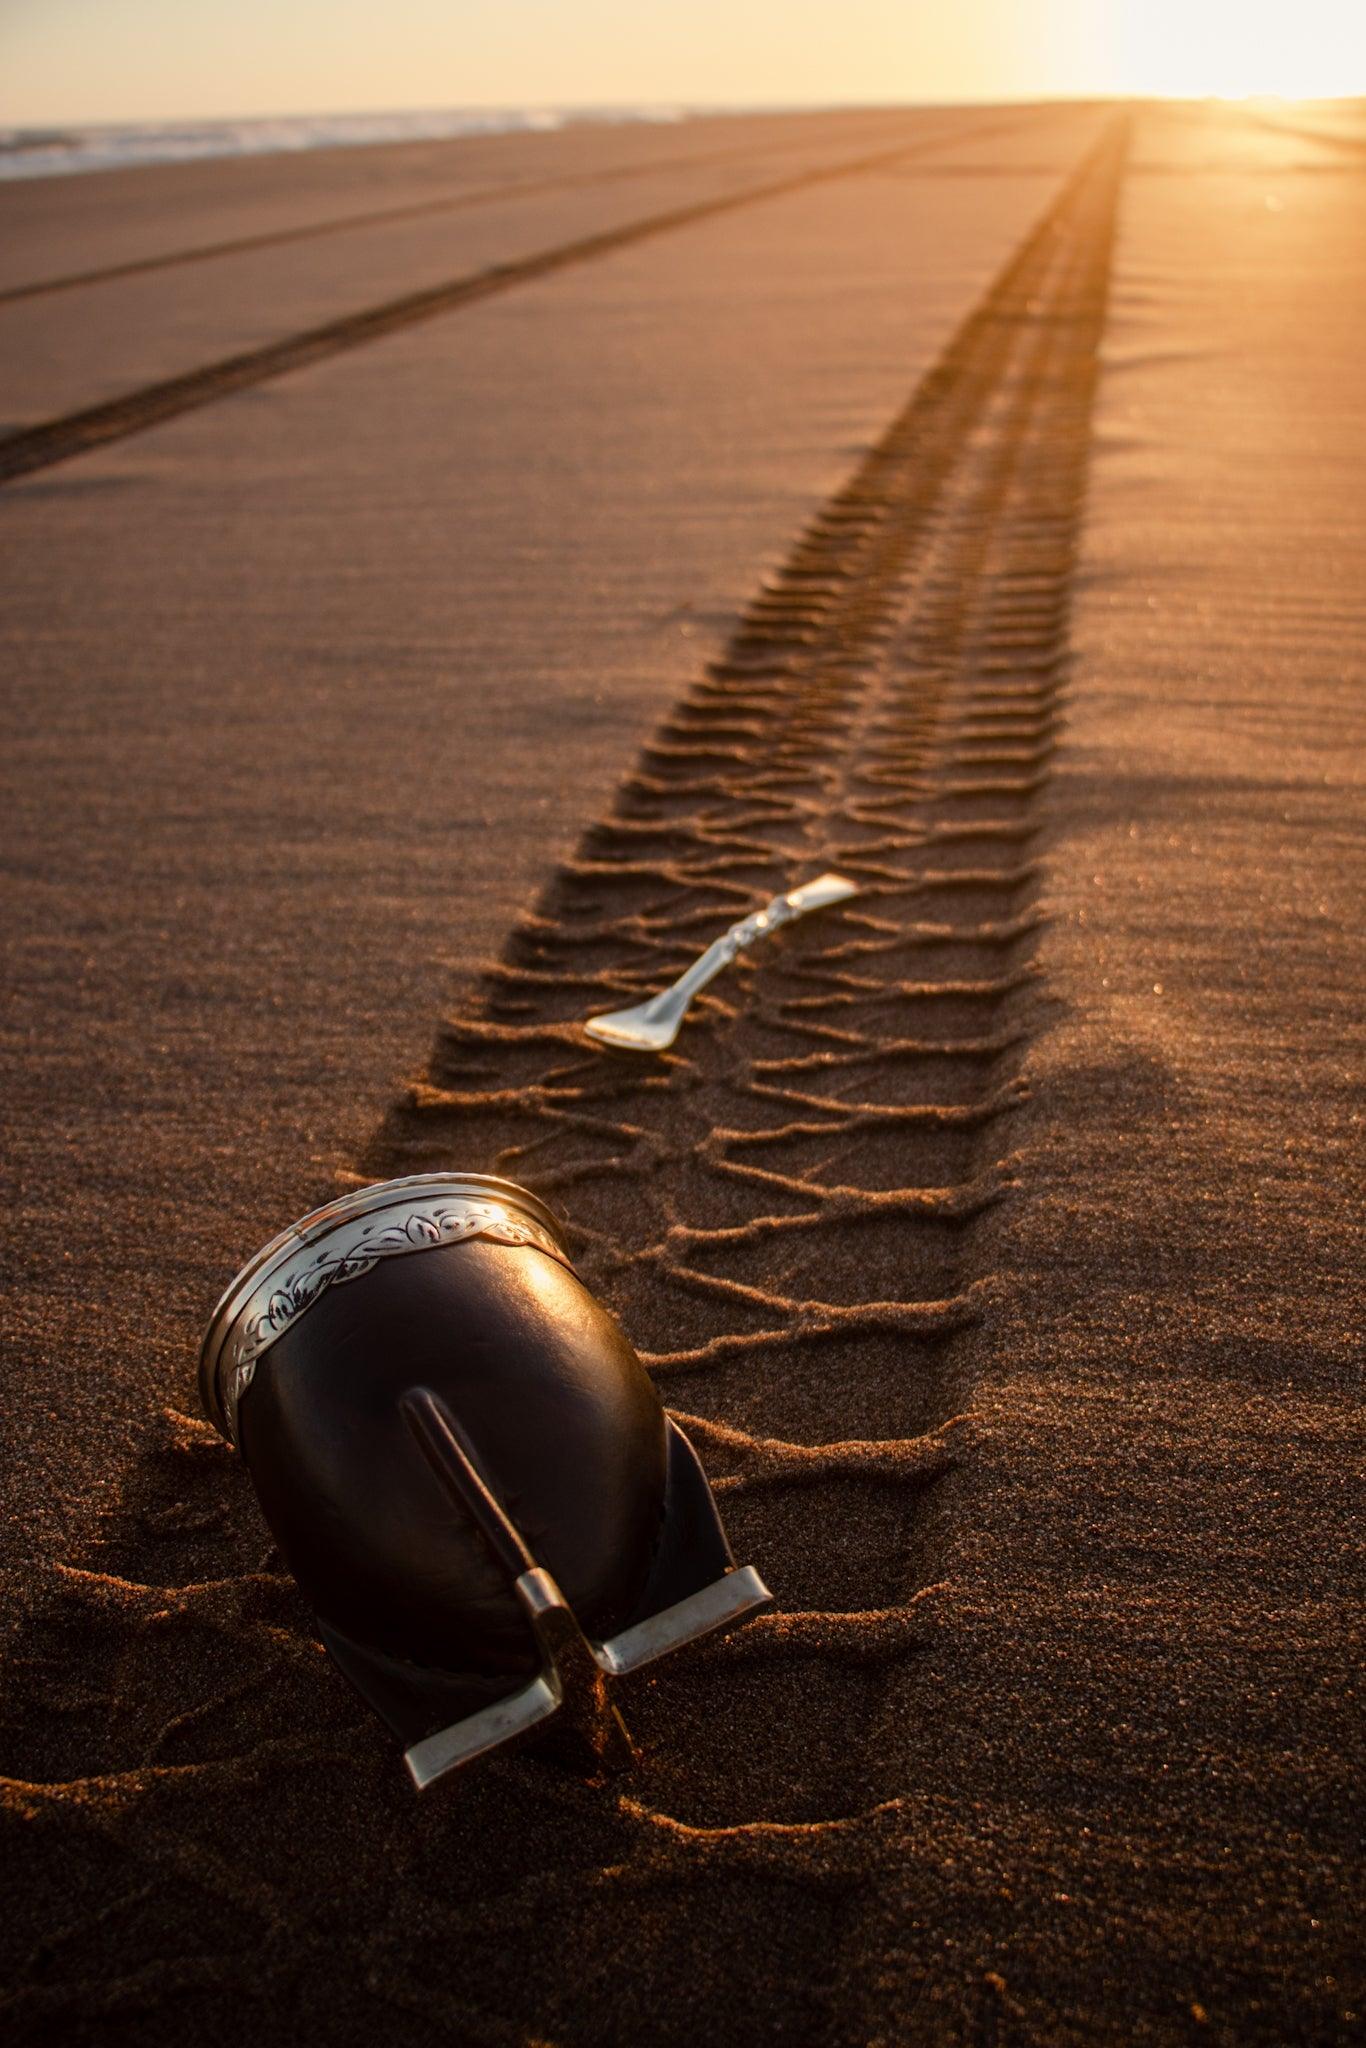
2 0 1363 127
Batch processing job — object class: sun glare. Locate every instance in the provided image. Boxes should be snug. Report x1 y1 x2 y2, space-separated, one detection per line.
1111 0 1366 100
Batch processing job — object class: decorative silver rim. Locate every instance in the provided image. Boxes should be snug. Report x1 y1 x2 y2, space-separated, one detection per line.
199 1174 573 1445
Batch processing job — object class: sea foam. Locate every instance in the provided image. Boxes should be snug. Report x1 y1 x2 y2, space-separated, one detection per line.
0 104 690 182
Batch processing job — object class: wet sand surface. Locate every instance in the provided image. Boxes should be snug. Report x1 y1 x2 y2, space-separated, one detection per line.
1 101 1361 2044
0 107 1088 427
0 106 996 293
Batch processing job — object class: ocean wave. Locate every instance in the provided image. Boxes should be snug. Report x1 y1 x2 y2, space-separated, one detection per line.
0 104 691 182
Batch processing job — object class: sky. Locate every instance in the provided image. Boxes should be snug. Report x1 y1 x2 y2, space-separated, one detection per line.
2 0 1364 127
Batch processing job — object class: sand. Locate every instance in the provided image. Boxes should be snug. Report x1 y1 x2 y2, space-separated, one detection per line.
0 103 1100 1586
0 107 1084 429
0 100 1361 2044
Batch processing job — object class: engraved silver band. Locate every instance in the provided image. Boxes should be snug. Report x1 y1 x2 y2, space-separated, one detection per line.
199 1174 573 1446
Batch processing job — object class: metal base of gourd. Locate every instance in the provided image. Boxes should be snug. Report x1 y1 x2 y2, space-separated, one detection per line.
403 1559 770 1790
329 1384 774 1791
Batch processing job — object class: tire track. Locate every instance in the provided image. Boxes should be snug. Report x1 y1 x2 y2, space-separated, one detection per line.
364 109 1125 1831
0 113 1037 488
0 117 1126 2043
1246 109 1366 158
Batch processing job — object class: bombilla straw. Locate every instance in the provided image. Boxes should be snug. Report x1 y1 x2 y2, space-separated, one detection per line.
582 871 857 1053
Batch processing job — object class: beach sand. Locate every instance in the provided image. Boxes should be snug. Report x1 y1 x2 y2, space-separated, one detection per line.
0 100 1361 2043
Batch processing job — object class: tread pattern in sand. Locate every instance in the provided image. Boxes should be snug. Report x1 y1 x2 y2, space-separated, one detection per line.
0 119 1125 2044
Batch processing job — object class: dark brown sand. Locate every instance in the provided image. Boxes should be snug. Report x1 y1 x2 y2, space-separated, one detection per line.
1 101 1362 2044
